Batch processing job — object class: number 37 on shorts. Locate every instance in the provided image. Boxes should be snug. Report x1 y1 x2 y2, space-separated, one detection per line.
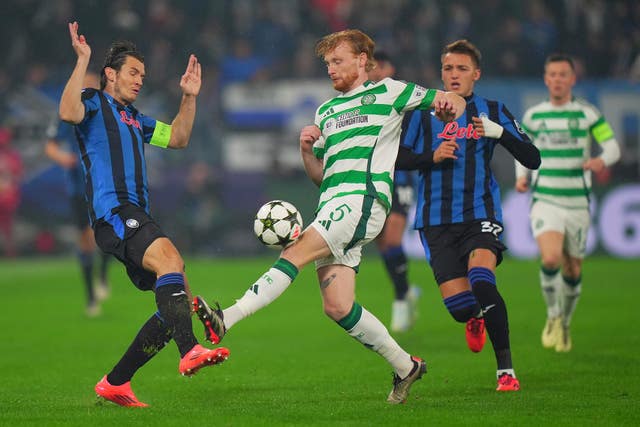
480 220 503 237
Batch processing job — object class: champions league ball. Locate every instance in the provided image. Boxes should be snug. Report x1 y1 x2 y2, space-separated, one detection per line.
253 200 303 248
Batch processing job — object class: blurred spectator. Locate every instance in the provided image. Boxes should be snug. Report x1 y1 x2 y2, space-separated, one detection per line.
220 37 271 86
0 127 22 257
522 0 558 71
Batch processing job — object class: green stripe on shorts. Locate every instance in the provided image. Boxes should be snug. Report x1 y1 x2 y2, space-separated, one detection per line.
344 196 374 253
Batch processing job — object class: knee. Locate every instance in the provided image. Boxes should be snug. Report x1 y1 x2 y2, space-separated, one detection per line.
562 260 582 278
323 301 351 322
540 253 562 270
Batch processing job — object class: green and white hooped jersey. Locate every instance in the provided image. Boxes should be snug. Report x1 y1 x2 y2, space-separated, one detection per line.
313 78 436 213
517 98 618 209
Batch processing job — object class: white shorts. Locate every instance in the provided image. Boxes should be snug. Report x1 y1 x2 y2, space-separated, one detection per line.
530 200 590 259
311 195 387 269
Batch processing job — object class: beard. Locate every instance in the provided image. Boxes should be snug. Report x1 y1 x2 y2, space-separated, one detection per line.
114 81 138 105
332 68 360 92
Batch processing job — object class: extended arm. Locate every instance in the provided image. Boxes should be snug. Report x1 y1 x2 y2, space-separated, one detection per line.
59 22 91 124
299 125 323 187
168 55 201 149
431 91 466 122
472 110 540 170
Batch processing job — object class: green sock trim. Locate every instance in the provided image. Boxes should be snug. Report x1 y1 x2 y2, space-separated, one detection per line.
541 265 560 276
337 302 363 330
562 275 581 287
273 258 298 281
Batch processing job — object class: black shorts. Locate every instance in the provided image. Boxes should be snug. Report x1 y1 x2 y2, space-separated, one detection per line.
70 194 90 229
93 204 166 291
389 183 414 216
419 220 507 285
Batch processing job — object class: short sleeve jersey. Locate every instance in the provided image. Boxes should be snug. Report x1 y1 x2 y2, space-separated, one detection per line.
312 78 436 213
74 88 172 223
521 98 615 209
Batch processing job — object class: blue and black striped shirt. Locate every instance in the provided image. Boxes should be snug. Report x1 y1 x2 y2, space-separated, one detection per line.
75 89 171 226
399 93 537 228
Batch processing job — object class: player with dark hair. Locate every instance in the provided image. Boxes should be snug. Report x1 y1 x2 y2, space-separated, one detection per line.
194 29 465 404
46 72 111 317
396 39 541 391
59 22 229 407
516 53 620 352
368 51 421 333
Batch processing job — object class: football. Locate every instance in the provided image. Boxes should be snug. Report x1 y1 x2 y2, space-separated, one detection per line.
253 200 303 248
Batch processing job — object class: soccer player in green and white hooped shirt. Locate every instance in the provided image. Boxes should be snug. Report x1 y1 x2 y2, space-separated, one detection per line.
515 54 620 353
193 29 465 404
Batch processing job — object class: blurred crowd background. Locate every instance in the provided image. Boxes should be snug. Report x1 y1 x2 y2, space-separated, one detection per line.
0 0 639 257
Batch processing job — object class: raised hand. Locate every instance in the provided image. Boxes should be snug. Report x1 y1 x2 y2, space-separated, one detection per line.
180 55 202 96
68 21 91 60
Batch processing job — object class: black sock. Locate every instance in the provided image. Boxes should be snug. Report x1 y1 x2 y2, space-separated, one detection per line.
78 251 95 304
107 313 171 385
154 273 198 356
381 246 409 300
469 268 512 370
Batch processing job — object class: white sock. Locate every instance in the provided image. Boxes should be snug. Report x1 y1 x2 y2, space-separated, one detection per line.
540 267 562 318
342 304 413 378
497 369 516 379
223 266 294 330
561 278 582 327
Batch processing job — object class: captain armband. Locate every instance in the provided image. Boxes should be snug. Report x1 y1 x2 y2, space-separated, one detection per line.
150 121 172 148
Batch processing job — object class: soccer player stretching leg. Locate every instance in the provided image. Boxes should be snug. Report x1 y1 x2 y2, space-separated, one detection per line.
516 54 620 352
59 22 229 407
397 40 541 391
195 29 465 404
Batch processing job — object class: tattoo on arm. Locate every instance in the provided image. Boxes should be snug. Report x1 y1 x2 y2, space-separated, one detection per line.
320 273 337 289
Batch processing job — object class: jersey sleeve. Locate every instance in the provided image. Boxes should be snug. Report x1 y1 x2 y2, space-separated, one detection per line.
497 103 540 170
386 78 437 114
520 108 535 139
140 114 171 148
585 105 620 167
80 89 101 122
496 104 524 138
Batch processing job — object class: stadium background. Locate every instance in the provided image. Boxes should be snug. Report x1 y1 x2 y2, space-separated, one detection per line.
0 0 639 258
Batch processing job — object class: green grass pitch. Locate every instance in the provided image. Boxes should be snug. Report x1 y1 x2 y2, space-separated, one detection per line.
1 255 638 426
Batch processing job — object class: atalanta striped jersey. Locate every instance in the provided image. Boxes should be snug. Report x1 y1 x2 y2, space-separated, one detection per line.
517 98 620 209
74 89 172 223
401 93 535 228
312 78 436 213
